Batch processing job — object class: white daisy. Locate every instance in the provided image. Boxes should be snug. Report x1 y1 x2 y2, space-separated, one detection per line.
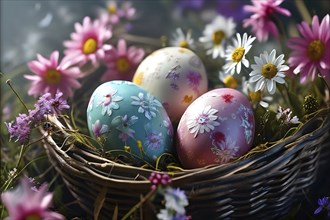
199 15 236 59
249 49 289 95
170 28 194 49
186 105 220 138
242 80 273 108
223 33 256 75
276 106 300 124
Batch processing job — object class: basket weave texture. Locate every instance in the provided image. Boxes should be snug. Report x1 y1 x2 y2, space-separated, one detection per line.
43 108 330 219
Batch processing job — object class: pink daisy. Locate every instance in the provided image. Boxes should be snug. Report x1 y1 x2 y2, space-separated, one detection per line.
243 0 291 42
1 177 64 220
287 15 330 86
99 1 136 26
101 39 145 81
25 51 81 98
63 16 112 66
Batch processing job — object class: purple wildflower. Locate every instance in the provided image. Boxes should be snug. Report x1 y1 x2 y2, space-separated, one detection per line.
314 197 330 216
48 91 70 114
6 114 31 144
28 107 46 125
36 91 70 115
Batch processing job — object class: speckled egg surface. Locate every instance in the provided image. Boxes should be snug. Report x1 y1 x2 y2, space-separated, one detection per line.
87 80 174 165
132 47 208 123
176 88 255 169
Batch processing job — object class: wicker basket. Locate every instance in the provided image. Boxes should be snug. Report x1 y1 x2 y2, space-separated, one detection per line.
42 108 330 219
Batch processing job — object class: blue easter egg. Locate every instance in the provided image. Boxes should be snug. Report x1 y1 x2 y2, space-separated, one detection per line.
87 80 174 165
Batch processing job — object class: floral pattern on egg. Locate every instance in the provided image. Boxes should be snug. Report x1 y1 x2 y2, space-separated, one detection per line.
176 88 255 169
87 80 174 165
133 47 208 123
100 88 123 116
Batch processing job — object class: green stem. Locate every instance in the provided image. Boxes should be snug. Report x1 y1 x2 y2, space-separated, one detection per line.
294 0 312 23
122 33 161 47
15 145 27 168
6 79 29 112
1 135 48 192
121 190 155 220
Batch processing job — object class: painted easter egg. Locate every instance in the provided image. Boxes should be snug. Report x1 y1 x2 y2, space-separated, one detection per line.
132 47 208 123
87 80 174 165
176 88 255 169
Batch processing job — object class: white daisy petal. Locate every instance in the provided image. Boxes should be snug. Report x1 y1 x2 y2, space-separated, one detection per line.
267 80 274 93
236 62 242 74
260 101 269 108
273 76 285 84
269 49 276 63
242 58 249 68
274 54 284 66
256 79 265 91
250 74 263 82
269 81 277 94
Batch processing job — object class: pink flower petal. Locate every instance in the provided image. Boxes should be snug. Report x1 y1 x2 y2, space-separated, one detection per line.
27 61 46 75
50 51 59 67
37 54 51 67
117 39 127 56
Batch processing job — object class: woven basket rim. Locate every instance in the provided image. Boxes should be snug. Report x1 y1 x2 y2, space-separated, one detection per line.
43 107 330 185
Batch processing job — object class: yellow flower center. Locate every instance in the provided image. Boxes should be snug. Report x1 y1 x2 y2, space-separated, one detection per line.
223 75 238 89
83 38 97 55
107 3 117 14
307 40 325 61
212 30 225 45
133 72 144 85
261 63 277 79
249 91 262 103
26 214 42 220
179 40 189 48
231 47 245 63
116 57 130 73
44 69 61 85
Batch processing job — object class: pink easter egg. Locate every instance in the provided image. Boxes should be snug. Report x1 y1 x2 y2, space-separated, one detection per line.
176 88 255 169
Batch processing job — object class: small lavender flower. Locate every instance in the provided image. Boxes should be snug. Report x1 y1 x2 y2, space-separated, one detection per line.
157 187 190 220
314 197 330 216
36 93 53 114
28 107 46 125
163 188 188 215
6 114 31 144
36 91 69 115
48 91 70 114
